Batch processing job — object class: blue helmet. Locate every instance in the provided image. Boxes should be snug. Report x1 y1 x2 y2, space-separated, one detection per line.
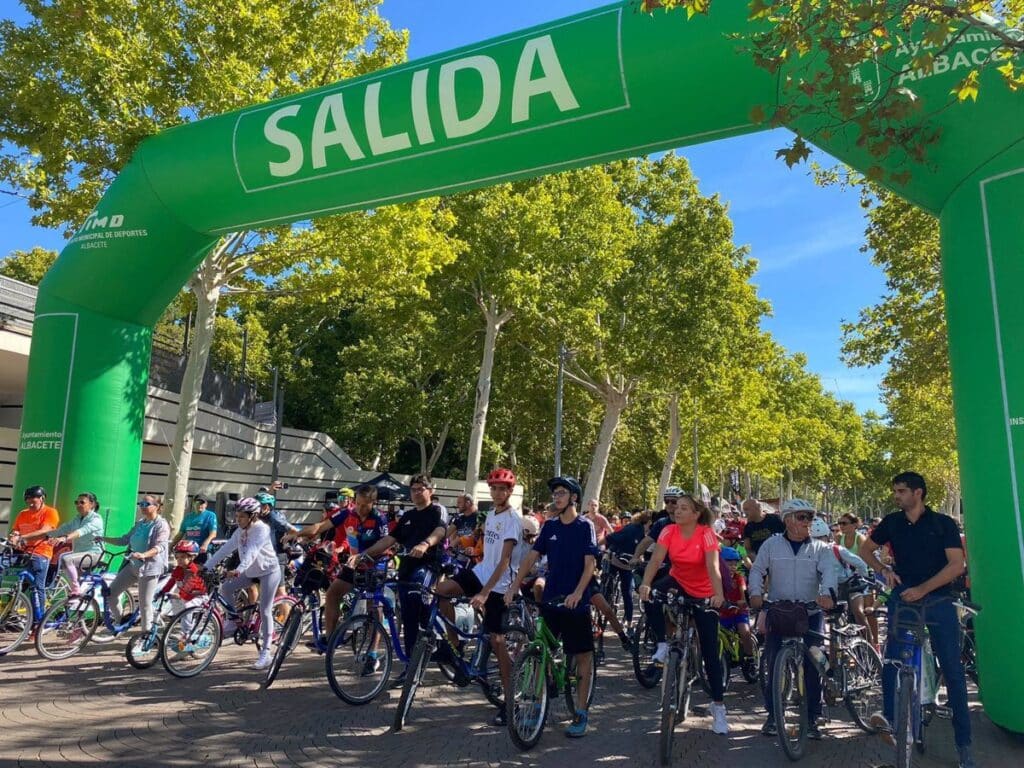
720 546 742 562
547 476 582 502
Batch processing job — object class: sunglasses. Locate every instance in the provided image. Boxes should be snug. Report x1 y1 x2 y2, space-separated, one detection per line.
664 499 678 504
792 512 814 522
138 501 153 508
839 521 854 526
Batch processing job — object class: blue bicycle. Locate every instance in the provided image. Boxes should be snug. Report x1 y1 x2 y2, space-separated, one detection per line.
0 537 73 655
34 548 145 660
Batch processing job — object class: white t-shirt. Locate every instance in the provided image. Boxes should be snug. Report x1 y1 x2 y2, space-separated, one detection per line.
473 506 524 594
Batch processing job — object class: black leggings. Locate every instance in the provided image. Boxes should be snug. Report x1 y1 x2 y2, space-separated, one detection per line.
653 574 724 702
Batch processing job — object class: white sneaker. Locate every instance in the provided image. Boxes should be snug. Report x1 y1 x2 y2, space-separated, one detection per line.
652 642 669 665
253 651 272 670
711 702 729 735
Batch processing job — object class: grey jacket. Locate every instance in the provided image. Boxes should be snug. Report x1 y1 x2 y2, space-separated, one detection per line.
748 533 838 603
107 517 170 577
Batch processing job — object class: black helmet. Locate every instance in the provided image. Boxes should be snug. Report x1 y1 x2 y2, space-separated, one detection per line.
23 485 46 500
547 476 582 502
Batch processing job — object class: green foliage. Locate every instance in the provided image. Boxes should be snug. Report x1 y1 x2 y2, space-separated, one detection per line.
0 246 57 284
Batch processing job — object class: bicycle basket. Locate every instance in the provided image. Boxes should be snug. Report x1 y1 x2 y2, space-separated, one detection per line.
294 556 333 594
766 601 810 638
0 549 30 572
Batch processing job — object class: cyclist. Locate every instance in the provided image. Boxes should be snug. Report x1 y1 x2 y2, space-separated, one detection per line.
604 510 651 630
173 494 218 565
719 547 755 658
835 512 879 646
285 484 389 648
741 497 784 557
447 492 483 564
205 497 281 670
356 474 447 687
506 476 598 738
8 486 61 627
517 516 544 601
49 491 105 596
810 517 873 643
97 494 171 640
159 540 208 631
748 498 836 740
436 468 525 726
860 472 974 768
638 492 729 735
256 492 297 600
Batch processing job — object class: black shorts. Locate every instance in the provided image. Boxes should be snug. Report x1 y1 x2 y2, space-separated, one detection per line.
540 605 593 655
337 565 357 585
450 569 508 635
838 580 866 603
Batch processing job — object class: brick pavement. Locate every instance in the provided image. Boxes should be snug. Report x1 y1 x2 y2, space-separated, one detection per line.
0 640 1020 767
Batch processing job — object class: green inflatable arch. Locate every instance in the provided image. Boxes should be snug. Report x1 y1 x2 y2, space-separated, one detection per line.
12 1 1024 730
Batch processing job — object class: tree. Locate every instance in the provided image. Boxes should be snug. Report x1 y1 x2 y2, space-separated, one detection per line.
0 1 408 530
0 247 57 285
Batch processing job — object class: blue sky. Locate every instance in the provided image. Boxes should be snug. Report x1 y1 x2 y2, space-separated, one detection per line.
0 0 887 412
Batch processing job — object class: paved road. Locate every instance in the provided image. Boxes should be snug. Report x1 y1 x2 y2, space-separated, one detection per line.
1 639 1019 767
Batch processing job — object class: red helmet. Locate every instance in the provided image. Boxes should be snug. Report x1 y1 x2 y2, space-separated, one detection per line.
486 468 516 487
174 540 199 555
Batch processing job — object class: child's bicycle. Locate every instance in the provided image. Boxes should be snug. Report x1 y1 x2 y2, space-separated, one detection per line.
504 595 597 750
717 618 760 691
125 591 176 669
160 566 283 678
34 548 152 660
0 537 73 655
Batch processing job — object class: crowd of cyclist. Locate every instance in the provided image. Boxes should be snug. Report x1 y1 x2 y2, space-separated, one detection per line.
2 468 976 766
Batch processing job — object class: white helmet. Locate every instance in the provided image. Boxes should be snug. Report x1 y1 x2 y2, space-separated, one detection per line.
522 516 540 537
809 517 831 538
780 498 816 517
664 486 684 499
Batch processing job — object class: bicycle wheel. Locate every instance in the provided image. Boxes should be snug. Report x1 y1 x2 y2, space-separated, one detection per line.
93 589 136 644
719 649 732 694
161 606 222 678
0 588 33 655
631 610 662 688
678 637 696 723
393 633 432 731
741 642 761 684
844 639 883 732
659 648 681 766
507 646 549 750
35 596 99 660
894 669 915 768
125 627 163 669
263 605 304 690
326 614 393 705
773 643 808 761
272 596 299 648
563 652 597 716
472 640 504 707
46 575 73 608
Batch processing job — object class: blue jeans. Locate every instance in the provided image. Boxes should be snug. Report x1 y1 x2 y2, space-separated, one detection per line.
397 565 431 658
763 611 825 721
883 591 971 748
27 554 50 622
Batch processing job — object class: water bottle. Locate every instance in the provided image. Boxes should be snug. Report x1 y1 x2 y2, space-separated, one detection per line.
808 645 832 677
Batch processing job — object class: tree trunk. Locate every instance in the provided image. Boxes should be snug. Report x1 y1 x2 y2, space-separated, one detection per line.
164 254 224 533
427 420 451 476
657 392 681 504
416 436 428 474
463 297 511 495
582 386 628 505
785 467 794 500
743 470 751 498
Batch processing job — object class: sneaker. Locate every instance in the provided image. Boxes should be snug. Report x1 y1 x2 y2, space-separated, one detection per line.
652 642 669 665
491 708 507 727
565 710 588 738
253 651 272 670
761 718 777 736
868 712 895 746
618 633 634 654
957 745 976 768
807 723 824 740
710 702 729 735
361 653 381 677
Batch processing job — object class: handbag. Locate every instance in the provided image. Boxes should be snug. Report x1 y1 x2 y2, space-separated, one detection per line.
766 600 810 637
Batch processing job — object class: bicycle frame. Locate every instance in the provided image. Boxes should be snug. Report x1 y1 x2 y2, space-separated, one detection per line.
348 580 410 665
423 588 497 682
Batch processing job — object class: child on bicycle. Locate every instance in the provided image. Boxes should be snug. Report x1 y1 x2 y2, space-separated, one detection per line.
160 540 208 632
719 547 755 658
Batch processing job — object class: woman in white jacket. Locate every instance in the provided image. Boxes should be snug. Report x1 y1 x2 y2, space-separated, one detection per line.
205 497 281 669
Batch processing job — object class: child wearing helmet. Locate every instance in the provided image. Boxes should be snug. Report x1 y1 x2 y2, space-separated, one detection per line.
718 547 756 660
160 540 208 635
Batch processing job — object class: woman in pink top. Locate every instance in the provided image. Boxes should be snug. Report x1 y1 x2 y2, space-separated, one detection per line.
638 494 729 734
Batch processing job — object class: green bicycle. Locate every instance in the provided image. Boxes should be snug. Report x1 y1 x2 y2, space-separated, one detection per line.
716 620 760 692
505 597 597 750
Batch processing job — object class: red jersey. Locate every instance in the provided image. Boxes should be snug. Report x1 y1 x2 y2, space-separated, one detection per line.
658 524 720 598
720 572 747 619
161 563 207 602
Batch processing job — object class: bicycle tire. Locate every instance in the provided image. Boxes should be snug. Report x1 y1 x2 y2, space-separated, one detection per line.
895 669 915 768
719 650 731 694
773 643 808 761
507 646 549 750
125 628 163 669
93 589 136 644
741 642 761 684
474 641 504 707
0 588 33 655
844 639 883 732
659 648 681 766
563 651 597 715
35 596 99 660
631 610 662 689
677 634 695 723
326 613 393 705
161 606 222 678
393 633 432 731
264 605 303 689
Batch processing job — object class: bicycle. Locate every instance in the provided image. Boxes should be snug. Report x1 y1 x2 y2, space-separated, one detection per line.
649 589 716 767
956 595 980 685
125 591 176 669
884 595 978 768
718 620 760 690
34 548 152 660
392 555 506 731
630 567 663 689
160 567 289 678
0 537 73 655
504 596 598 750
